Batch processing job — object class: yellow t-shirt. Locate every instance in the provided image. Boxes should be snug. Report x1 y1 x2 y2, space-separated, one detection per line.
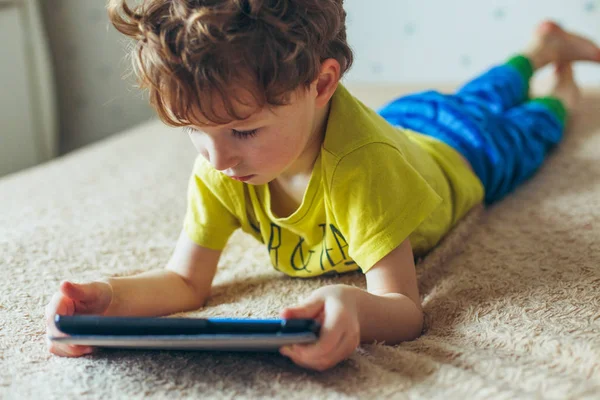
184 84 484 277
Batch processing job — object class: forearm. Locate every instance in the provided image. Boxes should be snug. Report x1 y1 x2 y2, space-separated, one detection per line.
353 288 423 345
99 269 208 317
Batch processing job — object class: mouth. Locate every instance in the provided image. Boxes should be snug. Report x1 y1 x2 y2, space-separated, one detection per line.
229 174 256 182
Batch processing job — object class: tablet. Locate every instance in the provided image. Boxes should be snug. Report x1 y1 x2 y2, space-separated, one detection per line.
49 315 321 352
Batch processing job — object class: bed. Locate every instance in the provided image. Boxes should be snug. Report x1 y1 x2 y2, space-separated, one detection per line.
1 85 599 399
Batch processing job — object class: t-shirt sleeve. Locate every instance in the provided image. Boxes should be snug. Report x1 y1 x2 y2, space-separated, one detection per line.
329 143 443 272
183 158 240 250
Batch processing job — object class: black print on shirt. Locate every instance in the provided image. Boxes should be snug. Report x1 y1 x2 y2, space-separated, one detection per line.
267 223 282 268
265 222 356 273
321 224 356 269
291 237 315 272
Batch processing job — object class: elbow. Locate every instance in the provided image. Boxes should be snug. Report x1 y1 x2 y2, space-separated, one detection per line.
176 273 210 311
385 293 425 343
187 295 207 311
188 286 210 311
410 310 425 341
392 298 425 345
406 302 424 341
390 311 424 345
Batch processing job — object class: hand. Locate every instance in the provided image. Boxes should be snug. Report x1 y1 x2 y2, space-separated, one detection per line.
279 284 361 371
44 280 113 357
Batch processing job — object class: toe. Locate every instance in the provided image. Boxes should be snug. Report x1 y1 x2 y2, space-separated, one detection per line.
537 20 562 37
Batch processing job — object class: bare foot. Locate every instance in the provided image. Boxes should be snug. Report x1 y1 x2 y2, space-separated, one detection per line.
525 20 600 70
549 63 581 114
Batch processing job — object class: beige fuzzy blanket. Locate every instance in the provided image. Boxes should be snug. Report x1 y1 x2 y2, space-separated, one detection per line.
1 85 599 399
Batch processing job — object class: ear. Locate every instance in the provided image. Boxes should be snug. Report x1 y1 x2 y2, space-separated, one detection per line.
314 58 341 108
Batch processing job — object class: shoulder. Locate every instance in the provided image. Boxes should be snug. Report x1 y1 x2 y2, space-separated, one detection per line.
321 84 417 187
322 84 411 163
325 142 413 191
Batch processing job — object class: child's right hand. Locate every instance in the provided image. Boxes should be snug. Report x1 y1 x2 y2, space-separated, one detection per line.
44 280 113 357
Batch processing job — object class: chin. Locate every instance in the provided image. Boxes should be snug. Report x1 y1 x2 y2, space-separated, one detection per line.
238 175 265 185
253 177 274 185
251 175 280 185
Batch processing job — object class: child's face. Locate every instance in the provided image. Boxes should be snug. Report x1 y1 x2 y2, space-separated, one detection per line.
186 86 323 185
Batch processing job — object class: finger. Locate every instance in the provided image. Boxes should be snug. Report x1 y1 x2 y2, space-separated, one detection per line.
296 299 346 356
315 310 325 325
316 331 359 369
60 281 93 302
45 291 74 320
280 302 346 365
281 334 346 371
45 293 74 337
46 337 94 358
289 329 360 372
45 290 96 357
60 281 103 314
67 344 94 356
281 328 345 369
280 297 324 320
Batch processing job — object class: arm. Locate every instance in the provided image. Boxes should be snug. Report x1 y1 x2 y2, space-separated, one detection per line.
356 237 423 344
46 229 221 357
101 229 221 317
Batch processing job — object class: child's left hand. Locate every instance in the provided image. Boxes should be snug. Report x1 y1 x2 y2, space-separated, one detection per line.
279 284 361 371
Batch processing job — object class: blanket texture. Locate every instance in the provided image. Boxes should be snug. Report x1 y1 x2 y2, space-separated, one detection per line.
1 86 599 399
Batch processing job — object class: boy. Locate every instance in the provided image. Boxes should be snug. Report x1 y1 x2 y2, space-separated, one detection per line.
45 0 600 372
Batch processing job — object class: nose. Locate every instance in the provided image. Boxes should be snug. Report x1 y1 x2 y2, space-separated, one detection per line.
206 138 240 172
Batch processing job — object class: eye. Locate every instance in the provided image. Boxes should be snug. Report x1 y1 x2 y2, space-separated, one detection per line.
183 126 198 135
183 126 259 139
232 129 259 139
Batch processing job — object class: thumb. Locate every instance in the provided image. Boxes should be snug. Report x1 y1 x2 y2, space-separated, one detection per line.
281 296 324 320
60 281 96 302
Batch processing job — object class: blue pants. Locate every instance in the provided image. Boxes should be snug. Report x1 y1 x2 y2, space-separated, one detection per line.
377 57 566 204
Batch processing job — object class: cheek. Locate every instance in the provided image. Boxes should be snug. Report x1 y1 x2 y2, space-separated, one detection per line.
252 134 299 168
259 138 296 164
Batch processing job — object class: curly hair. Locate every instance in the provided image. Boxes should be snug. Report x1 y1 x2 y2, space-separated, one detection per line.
107 0 354 127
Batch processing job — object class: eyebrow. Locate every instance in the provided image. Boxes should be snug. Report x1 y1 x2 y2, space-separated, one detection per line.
192 113 268 131
229 115 266 128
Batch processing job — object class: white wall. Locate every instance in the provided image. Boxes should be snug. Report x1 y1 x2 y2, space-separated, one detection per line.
41 0 600 154
344 0 600 85
42 1 155 154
